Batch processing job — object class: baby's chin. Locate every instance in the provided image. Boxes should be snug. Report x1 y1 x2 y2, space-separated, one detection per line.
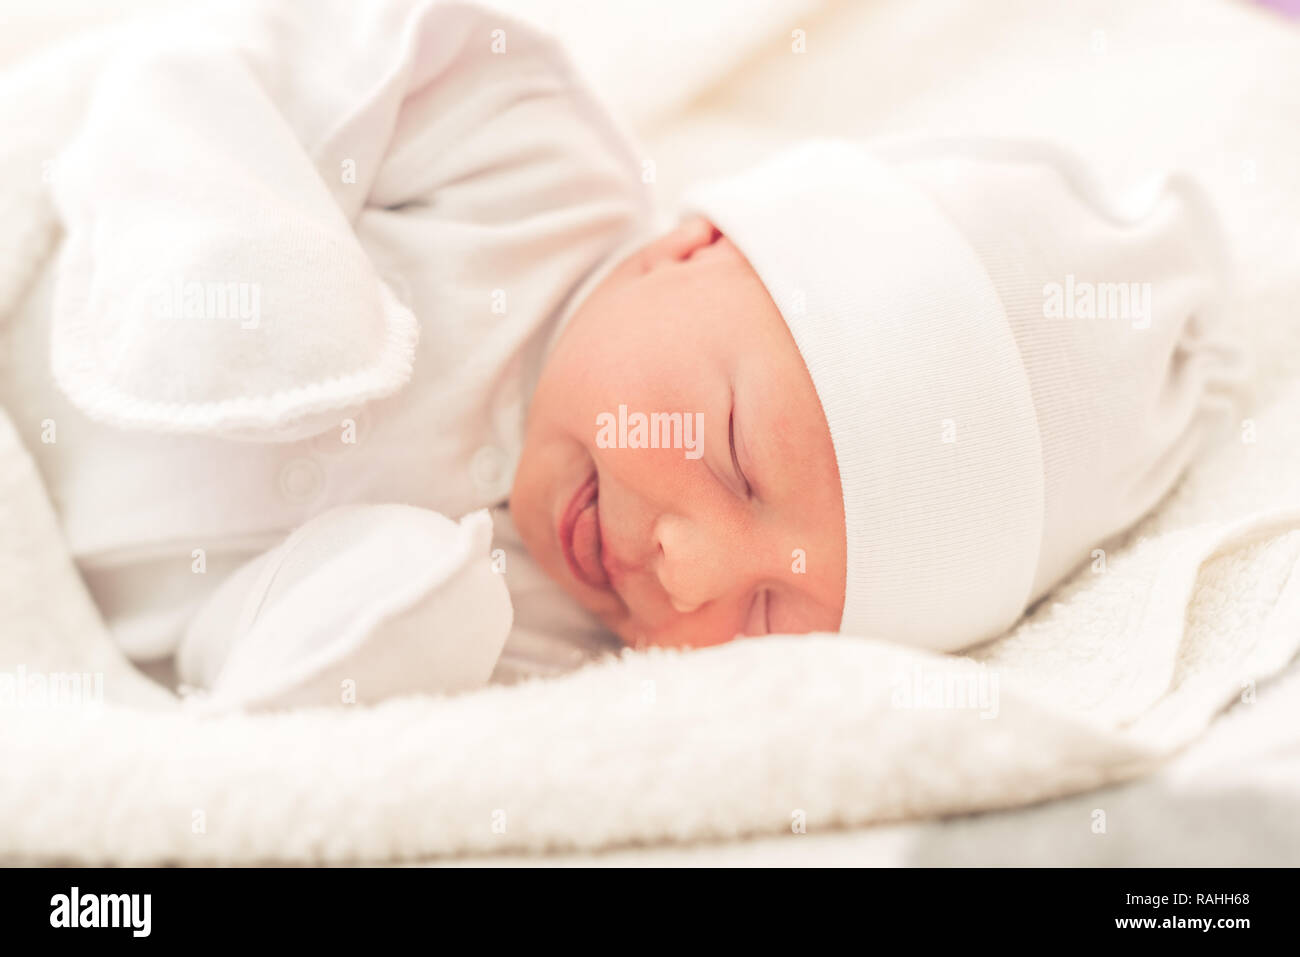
544 549 643 647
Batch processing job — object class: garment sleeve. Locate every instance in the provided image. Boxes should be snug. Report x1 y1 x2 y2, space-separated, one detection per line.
176 506 512 712
48 0 636 440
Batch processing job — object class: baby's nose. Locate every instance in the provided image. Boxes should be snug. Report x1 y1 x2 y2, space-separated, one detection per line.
652 513 749 614
667 591 704 615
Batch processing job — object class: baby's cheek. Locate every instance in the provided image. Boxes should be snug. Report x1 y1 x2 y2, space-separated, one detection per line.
634 603 743 650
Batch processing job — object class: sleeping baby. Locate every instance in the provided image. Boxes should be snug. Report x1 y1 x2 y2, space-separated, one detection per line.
6 0 1246 709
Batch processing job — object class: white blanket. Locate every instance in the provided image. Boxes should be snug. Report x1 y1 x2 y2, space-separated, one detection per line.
3 0 1300 864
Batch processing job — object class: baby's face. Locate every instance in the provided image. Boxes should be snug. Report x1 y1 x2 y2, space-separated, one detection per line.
511 217 846 648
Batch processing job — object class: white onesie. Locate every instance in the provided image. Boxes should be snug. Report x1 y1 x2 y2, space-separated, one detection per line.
0 0 655 708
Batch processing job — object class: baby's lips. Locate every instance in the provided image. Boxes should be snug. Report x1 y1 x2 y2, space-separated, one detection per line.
569 496 608 588
558 471 604 589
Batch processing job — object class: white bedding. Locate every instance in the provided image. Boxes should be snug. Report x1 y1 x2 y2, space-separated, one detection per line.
2 0 1299 866
450 655 1300 866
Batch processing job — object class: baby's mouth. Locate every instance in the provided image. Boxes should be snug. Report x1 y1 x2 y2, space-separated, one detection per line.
559 471 609 590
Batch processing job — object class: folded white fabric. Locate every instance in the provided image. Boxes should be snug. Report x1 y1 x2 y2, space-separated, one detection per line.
177 506 511 712
46 3 430 440
684 137 1249 652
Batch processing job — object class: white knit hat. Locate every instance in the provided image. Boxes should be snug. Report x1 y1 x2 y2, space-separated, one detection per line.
682 137 1248 651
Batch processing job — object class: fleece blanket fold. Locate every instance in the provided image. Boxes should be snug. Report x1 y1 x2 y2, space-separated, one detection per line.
3 0 1300 863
